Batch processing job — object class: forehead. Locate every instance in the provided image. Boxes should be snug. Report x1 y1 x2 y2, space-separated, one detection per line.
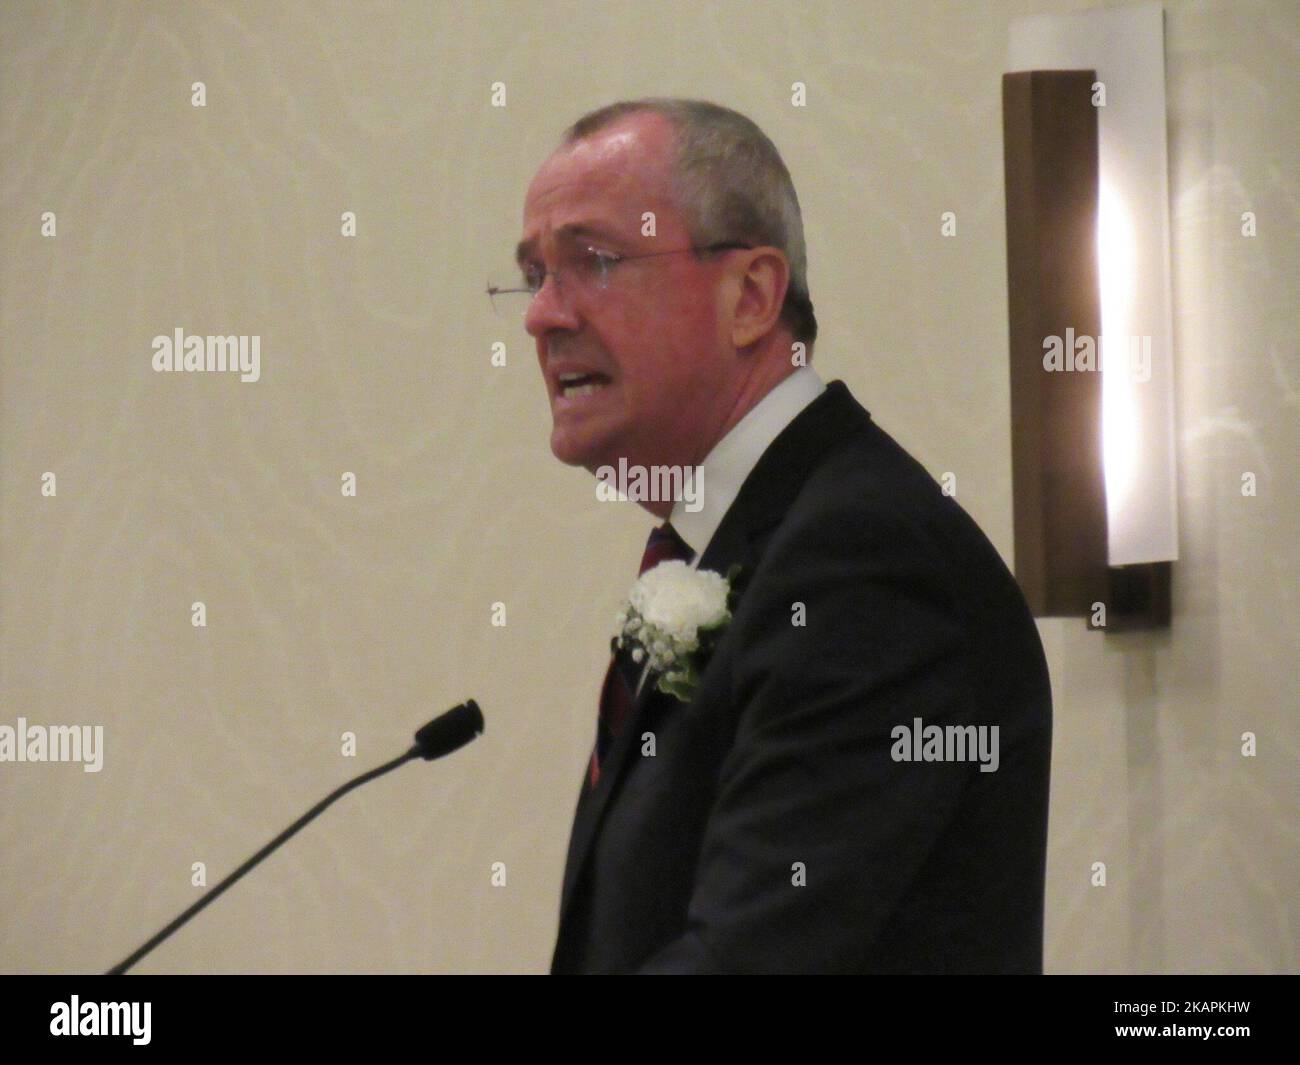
518 114 684 257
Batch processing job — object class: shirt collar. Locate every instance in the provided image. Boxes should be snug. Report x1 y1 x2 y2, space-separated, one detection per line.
671 365 826 563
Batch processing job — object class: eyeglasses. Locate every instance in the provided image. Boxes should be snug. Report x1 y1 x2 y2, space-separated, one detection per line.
487 241 752 317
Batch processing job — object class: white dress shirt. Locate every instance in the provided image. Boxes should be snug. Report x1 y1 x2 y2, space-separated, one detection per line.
670 365 827 564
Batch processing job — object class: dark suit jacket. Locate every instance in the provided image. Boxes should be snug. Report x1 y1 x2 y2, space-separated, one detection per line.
551 379 1053 974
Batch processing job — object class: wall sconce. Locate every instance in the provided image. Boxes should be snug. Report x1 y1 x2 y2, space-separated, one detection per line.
1001 1 1178 631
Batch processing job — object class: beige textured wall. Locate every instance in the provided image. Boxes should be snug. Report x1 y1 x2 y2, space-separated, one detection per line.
1 0 1295 974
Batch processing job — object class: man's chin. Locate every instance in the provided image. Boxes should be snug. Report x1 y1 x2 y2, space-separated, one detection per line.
549 429 614 474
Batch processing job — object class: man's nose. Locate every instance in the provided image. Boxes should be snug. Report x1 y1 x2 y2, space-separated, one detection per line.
524 271 581 337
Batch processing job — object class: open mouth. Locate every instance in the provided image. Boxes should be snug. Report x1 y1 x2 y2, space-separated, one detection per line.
557 372 612 399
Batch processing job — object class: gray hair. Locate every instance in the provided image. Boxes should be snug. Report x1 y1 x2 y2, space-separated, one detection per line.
559 98 817 349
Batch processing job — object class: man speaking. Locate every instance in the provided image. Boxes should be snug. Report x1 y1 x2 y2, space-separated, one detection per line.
502 98 1052 973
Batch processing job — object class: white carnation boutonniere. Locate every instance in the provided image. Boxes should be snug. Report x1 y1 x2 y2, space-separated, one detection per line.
613 560 746 703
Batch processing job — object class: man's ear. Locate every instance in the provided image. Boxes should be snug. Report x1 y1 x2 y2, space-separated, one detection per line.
728 248 790 350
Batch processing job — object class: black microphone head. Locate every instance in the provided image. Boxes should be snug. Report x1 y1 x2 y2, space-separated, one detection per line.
414 700 484 760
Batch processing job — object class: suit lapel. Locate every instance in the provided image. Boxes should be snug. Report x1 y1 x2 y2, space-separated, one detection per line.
554 380 871 936
556 515 761 928
556 651 661 919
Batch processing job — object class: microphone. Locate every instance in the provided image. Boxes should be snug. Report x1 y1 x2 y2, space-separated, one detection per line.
414 699 484 759
105 699 484 975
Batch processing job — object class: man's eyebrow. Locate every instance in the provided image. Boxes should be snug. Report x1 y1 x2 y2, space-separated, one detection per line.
515 223 625 266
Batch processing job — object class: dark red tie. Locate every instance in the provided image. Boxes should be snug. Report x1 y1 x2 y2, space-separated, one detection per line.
587 522 694 790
